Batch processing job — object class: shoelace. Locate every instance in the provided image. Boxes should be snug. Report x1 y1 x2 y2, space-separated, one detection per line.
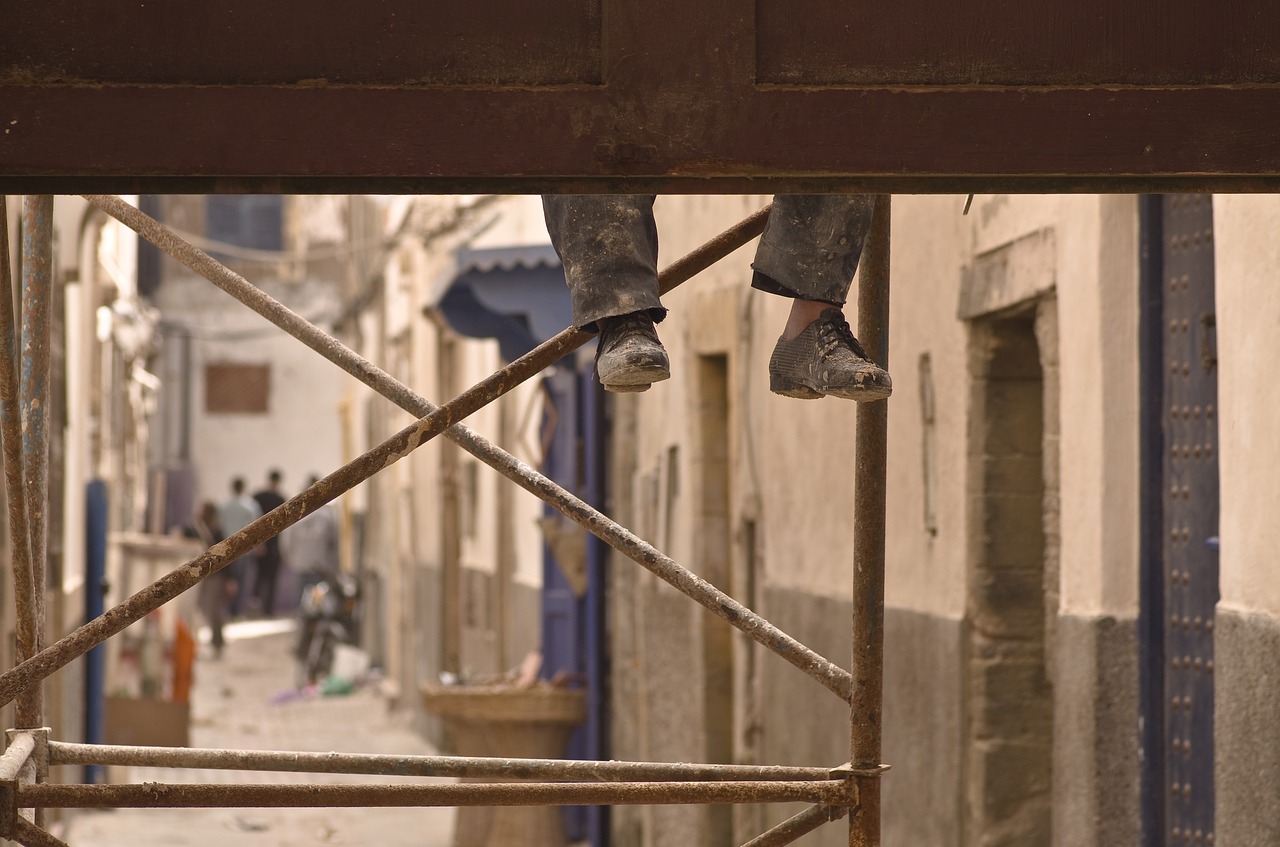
817 313 869 361
601 313 655 350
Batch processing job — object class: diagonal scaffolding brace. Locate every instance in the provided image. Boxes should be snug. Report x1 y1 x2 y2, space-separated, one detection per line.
12 194 852 703
0 192 891 847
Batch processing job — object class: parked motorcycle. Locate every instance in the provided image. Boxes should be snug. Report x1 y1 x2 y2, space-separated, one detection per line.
295 570 361 686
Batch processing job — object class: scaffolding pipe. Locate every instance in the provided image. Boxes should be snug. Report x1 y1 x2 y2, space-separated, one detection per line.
0 355 569 707
740 804 850 847
15 196 53 729
18 779 855 809
0 199 38 728
81 194 854 703
849 196 891 847
46 742 848 782
11 818 69 847
0 734 35 782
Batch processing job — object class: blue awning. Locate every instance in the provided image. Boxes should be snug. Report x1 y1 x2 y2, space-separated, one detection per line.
437 244 576 364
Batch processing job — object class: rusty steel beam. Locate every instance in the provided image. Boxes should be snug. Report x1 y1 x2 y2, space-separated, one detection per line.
83 194 855 703
47 742 849 783
8 175 1280 196
0 199 38 727
13 197 53 729
740 804 850 847
7 89 1280 194
8 3 1280 190
849 196 891 847
19 779 855 809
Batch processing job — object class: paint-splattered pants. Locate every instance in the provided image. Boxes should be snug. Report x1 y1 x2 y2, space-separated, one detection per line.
542 195 876 329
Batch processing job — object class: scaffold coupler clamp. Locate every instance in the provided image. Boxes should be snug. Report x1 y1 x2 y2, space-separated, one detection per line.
829 761 891 807
0 727 49 835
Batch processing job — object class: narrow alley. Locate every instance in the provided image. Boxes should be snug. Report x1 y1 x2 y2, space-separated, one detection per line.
62 624 455 847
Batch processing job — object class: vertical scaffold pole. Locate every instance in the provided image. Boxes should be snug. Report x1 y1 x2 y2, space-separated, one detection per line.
0 199 39 727
850 195 890 847
16 195 53 730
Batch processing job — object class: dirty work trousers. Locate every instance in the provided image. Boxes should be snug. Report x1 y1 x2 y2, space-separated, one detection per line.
541 195 876 329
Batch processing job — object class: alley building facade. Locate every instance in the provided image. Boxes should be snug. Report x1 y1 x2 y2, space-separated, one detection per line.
598 193 1271 847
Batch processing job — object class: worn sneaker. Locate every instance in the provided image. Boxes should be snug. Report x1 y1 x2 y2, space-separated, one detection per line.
769 308 892 401
595 312 671 393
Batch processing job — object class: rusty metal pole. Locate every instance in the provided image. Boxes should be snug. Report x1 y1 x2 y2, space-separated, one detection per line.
11 818 69 847
0 377 553 707
18 779 853 809
850 195 890 847
16 196 53 730
740 804 849 847
0 199 39 728
46 741 840 782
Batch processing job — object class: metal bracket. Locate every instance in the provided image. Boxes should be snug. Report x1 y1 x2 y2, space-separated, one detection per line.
7 728 51 784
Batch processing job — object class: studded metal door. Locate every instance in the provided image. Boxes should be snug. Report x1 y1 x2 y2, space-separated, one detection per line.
1161 194 1219 845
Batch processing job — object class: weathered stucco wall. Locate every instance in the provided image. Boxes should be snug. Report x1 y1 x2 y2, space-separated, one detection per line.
608 193 1143 847
1212 194 1280 619
1209 194 1280 847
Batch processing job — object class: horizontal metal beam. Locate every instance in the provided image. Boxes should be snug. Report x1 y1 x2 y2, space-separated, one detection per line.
6 86 1280 193
18 780 855 809
4 176 1278 195
47 742 855 782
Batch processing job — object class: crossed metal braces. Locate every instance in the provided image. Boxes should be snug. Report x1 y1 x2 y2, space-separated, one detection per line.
0 193 891 847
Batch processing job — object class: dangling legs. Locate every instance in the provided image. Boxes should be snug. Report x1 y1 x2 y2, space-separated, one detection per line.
753 195 892 401
542 195 671 392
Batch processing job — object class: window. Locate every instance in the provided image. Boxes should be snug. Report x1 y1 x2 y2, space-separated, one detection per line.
205 195 284 252
204 363 270 414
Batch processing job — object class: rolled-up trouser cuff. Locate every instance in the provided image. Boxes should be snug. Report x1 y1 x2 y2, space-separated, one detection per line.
543 194 666 330
750 194 876 306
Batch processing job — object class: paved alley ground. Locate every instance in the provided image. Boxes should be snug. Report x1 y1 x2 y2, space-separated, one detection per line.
61 622 455 847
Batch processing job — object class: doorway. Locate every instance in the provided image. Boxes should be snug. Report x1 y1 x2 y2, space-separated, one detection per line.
966 310 1053 847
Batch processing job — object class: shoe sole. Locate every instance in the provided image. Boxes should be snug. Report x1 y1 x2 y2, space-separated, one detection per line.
769 374 824 400
823 383 892 402
770 373 892 402
601 366 670 393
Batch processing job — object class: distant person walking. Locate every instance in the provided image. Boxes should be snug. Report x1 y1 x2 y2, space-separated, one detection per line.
282 475 340 595
252 469 288 617
219 476 261 618
184 501 229 658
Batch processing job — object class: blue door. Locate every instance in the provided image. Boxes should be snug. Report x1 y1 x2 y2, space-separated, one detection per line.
1140 195 1219 847
539 366 608 845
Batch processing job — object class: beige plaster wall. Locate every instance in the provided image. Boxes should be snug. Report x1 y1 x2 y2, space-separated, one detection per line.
1212 194 1280 618
1055 195 1141 616
883 195 971 619
965 194 1141 617
403 196 548 592
625 193 1140 620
